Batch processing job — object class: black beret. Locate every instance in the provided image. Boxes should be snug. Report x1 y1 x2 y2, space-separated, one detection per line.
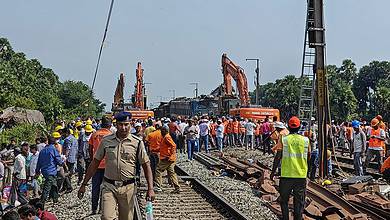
115 111 132 122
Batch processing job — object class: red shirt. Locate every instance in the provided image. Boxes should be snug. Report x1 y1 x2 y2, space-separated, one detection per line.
38 210 58 220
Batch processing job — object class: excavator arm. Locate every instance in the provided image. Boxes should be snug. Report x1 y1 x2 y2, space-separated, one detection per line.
221 53 250 106
134 62 144 110
113 73 125 109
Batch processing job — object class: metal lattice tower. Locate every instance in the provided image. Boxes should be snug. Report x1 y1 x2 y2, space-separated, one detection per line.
298 0 316 131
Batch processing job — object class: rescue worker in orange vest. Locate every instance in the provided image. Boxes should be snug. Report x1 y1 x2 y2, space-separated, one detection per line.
154 125 181 193
270 117 310 220
232 118 240 146
145 122 163 180
226 118 234 147
364 118 386 174
381 156 390 181
254 120 262 149
376 115 387 155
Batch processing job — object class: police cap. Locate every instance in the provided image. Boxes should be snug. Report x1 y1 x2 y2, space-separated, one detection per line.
115 111 132 122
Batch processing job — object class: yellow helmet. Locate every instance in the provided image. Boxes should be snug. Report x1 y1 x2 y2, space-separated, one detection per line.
54 125 64 132
52 132 61 139
75 121 83 127
86 119 93 125
112 119 117 123
322 180 332 186
69 129 74 135
327 149 332 160
85 125 94 133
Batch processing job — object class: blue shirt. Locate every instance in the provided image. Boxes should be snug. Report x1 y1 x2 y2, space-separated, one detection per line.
35 144 63 177
63 135 78 163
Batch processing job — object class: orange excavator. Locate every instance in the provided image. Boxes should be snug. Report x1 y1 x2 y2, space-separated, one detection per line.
111 62 154 120
221 53 279 120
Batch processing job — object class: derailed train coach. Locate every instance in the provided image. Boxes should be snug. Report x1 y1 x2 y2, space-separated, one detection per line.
154 96 219 118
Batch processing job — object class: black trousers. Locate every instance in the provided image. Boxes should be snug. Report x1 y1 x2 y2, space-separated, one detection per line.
279 178 306 220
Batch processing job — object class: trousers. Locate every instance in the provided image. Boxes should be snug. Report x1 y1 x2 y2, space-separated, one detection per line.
154 159 180 190
279 178 306 220
92 169 104 212
101 180 135 220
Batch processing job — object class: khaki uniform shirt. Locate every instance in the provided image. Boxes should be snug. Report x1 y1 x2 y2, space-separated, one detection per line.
94 133 149 181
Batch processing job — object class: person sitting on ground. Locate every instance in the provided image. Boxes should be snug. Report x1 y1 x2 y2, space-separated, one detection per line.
29 198 58 220
18 205 40 220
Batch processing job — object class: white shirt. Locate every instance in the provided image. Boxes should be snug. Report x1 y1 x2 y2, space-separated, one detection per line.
216 124 224 138
245 122 256 135
29 151 40 176
0 162 4 180
37 143 46 152
178 122 188 134
14 154 26 180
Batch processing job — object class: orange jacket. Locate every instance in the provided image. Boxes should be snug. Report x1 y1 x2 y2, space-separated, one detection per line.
232 121 239 134
89 128 112 169
146 130 163 153
160 134 176 161
223 121 229 134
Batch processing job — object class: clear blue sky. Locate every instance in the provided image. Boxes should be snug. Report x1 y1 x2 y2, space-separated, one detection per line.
1 1 390 110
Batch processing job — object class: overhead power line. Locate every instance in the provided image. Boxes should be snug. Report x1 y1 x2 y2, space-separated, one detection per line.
91 0 115 92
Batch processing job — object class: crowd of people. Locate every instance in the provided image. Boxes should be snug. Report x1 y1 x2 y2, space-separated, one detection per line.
0 111 389 219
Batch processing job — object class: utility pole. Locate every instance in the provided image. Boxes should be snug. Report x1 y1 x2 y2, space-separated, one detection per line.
311 0 330 178
189 82 198 98
246 58 260 105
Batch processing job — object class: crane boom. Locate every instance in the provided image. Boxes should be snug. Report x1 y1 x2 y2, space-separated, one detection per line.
221 53 250 107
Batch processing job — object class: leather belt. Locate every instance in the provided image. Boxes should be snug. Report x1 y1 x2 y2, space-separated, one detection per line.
104 177 135 187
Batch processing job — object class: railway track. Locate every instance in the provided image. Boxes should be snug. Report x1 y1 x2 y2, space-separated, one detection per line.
333 153 382 179
192 151 390 220
135 165 249 220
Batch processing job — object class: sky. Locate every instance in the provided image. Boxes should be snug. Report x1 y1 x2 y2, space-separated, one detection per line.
1 1 390 111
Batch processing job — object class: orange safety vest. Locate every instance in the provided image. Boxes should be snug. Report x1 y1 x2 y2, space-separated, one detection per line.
232 121 239 134
239 124 246 134
369 128 385 148
210 123 216 136
226 122 233 134
254 124 260 136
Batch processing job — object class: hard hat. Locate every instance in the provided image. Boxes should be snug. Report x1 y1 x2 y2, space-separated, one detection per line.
69 129 74 135
327 149 332 160
112 119 117 123
351 120 360 128
376 115 383 121
135 123 142 127
288 116 301 129
75 121 83 127
52 132 61 139
86 119 93 125
322 180 332 186
85 125 94 133
54 125 64 132
371 118 379 127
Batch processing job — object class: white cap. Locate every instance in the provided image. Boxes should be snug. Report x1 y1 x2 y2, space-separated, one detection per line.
274 121 286 129
135 123 142 127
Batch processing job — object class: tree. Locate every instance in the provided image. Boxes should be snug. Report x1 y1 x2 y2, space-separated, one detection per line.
353 61 390 117
0 37 105 122
258 75 302 120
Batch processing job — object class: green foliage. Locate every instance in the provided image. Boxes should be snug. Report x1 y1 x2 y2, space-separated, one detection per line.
0 37 105 123
0 123 44 145
258 75 302 120
255 59 390 122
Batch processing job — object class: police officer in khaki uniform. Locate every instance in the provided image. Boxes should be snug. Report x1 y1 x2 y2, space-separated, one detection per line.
78 111 154 220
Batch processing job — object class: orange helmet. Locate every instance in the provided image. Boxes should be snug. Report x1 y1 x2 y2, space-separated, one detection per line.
376 115 383 121
371 118 379 127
